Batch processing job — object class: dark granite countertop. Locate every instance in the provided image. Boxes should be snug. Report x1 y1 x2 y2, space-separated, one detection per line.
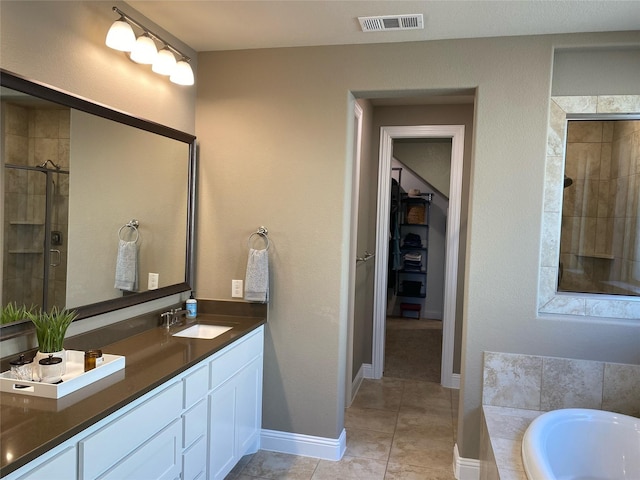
0 301 266 477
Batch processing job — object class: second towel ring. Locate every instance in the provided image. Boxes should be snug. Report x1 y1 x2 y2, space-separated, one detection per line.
118 220 140 243
247 226 269 251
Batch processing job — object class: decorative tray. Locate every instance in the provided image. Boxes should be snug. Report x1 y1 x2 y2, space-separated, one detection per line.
0 350 125 399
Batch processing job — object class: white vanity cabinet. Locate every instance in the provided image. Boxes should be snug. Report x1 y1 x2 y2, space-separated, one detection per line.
3 325 264 480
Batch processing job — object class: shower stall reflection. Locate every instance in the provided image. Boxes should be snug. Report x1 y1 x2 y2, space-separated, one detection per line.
2 101 70 313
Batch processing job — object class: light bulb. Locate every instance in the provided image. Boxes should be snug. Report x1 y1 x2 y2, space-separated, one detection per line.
130 33 158 64
170 60 194 86
105 17 136 52
152 47 177 75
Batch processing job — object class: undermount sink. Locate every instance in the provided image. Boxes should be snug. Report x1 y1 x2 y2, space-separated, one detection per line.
172 324 233 340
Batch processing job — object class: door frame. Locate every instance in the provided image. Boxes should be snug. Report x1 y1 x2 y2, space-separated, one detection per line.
372 125 465 388
345 101 364 406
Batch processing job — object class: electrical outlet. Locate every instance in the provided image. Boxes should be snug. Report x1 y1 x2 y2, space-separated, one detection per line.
232 280 243 298
148 273 159 290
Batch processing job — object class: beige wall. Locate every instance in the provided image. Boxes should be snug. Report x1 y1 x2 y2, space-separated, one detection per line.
196 32 640 459
393 140 453 197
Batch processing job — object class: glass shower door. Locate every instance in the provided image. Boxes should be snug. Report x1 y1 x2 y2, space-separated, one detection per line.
3 164 69 311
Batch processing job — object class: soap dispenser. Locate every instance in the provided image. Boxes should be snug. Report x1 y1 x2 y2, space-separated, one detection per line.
186 293 197 319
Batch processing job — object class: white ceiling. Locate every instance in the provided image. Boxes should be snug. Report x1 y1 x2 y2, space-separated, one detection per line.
127 0 640 53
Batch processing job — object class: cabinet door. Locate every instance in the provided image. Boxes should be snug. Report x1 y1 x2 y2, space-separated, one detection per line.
208 380 237 480
99 420 181 480
235 356 263 456
208 356 263 480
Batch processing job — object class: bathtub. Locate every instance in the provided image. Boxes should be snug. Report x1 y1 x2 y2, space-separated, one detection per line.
522 408 640 480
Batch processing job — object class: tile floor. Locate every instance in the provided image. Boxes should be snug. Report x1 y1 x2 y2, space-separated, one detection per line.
227 318 458 479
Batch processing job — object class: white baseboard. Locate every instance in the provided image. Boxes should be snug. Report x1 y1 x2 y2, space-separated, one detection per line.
453 444 480 480
451 373 460 389
350 365 365 406
349 363 373 407
260 428 346 461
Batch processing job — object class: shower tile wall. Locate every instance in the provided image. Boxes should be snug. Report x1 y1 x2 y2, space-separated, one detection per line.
2 101 70 309
560 119 640 295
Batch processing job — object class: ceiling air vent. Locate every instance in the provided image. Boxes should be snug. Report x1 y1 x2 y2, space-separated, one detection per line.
358 14 424 32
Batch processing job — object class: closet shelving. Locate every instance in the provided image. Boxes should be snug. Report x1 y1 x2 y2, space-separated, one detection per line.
396 194 431 299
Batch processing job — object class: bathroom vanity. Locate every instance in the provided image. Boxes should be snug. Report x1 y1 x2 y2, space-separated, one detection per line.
0 311 265 480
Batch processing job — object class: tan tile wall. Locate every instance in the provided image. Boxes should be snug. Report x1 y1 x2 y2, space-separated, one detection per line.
482 351 640 417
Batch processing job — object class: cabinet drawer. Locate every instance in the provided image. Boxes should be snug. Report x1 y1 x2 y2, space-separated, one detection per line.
99 420 181 480
210 327 263 389
183 364 208 409
183 398 207 448
13 445 76 480
79 381 182 479
182 435 207 480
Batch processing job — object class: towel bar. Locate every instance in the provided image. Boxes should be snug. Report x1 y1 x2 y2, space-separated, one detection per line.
247 226 269 250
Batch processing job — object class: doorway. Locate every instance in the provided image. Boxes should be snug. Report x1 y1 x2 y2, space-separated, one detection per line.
373 125 465 388
385 150 449 382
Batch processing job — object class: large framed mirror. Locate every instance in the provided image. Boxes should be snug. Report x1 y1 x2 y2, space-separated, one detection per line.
1 70 196 336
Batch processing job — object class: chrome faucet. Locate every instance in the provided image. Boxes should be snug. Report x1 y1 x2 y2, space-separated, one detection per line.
161 308 188 329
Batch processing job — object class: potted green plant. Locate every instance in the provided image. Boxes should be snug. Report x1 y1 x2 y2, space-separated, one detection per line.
28 306 77 374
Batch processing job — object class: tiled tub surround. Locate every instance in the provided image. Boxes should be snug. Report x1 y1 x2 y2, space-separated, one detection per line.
479 351 640 480
538 94 640 319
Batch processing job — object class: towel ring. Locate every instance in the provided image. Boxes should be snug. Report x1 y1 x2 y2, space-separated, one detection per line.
118 220 140 243
247 227 269 251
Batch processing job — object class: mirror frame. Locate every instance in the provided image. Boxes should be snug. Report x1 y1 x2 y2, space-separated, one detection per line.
538 94 640 320
1 69 196 336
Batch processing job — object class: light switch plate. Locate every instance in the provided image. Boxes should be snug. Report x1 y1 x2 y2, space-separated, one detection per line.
232 280 243 298
148 272 159 290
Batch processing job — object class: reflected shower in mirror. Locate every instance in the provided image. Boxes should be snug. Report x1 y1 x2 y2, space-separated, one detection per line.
1 70 196 329
558 118 640 297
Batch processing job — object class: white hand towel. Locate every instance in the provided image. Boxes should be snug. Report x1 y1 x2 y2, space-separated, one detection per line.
114 240 138 291
244 248 269 303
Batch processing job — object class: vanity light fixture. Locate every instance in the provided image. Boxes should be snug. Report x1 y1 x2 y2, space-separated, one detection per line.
105 6 194 86
170 59 195 86
152 47 177 75
130 32 158 64
105 14 136 51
